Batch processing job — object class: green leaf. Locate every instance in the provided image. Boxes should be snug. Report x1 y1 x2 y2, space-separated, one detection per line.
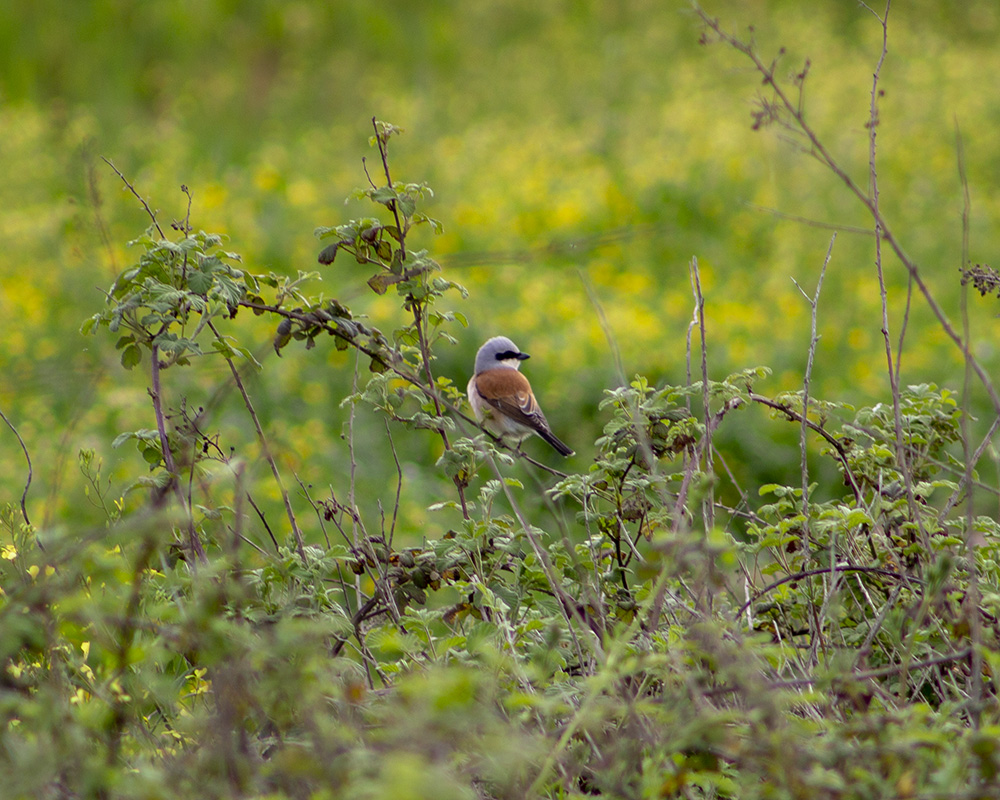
397 196 416 217
120 343 142 370
371 186 396 205
111 429 159 449
368 272 402 295
233 344 262 370
390 249 404 275
318 242 340 265
141 445 162 465
843 508 874 527
187 268 213 295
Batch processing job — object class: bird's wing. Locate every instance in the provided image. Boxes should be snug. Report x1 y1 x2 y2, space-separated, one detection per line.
474 370 550 431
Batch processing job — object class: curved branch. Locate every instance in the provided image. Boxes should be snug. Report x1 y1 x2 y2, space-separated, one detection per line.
0 406 32 527
748 392 864 505
735 564 920 621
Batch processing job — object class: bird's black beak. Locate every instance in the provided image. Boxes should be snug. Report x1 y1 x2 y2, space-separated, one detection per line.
516 352 530 361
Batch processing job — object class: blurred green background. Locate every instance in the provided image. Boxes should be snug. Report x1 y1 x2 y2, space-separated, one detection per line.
2 0 998 541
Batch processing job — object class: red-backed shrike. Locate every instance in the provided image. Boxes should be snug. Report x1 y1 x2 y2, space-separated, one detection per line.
467 336 574 457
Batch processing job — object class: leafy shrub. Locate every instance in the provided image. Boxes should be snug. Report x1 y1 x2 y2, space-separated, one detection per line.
3 6 1000 798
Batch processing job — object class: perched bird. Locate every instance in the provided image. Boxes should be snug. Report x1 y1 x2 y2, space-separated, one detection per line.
467 336 574 457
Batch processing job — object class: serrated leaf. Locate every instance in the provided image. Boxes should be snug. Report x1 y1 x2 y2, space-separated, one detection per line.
187 268 213 295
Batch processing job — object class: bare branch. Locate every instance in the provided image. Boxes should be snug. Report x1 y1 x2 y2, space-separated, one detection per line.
0 406 32 527
102 157 166 239
792 233 835 545
690 257 714 530
207 321 306 560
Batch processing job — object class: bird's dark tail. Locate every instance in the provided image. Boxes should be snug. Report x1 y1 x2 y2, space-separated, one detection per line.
540 430 574 457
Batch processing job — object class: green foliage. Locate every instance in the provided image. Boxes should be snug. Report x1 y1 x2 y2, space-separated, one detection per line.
4 6 1000 798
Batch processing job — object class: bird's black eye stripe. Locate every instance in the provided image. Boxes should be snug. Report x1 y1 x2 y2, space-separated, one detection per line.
496 350 522 360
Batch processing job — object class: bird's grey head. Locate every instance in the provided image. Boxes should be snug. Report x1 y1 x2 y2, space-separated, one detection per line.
474 336 530 374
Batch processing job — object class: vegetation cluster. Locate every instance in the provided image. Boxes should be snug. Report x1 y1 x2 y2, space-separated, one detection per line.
2 2 1000 798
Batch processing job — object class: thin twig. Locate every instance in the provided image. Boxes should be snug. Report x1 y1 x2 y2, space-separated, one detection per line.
85 149 119 275
690 257 714 530
149 344 205 562
758 647 973 691
748 392 864 505
861 2 927 550
745 203 875 236
384 419 403 550
412 306 470 518
231 462 246 556
102 157 165 238
207 321 305 560
579 269 626 385
794 235 835 665
348 349 361 548
955 119 982 726
295 475 332 550
371 117 406 262
793 233 837 544
792 233 834 547
487 448 602 663
852 582 904 670
939 416 1000 523
0 407 32 528
697 5 1000 425
735 564 919 621
244 493 279 554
